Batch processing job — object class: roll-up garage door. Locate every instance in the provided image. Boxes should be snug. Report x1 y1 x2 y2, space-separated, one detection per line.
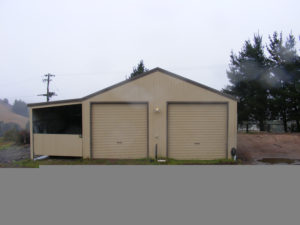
92 103 148 159
168 103 227 159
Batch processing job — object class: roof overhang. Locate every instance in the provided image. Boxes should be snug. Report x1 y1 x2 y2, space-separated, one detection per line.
27 98 82 107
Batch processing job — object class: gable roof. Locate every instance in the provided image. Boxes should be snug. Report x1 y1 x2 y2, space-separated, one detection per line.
28 67 237 107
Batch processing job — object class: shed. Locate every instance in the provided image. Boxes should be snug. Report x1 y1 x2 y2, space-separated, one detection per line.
28 68 237 160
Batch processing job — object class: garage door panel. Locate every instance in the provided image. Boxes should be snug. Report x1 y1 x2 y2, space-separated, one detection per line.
92 104 147 159
168 104 227 160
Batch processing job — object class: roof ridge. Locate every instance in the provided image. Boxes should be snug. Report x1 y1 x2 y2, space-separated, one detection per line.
28 67 238 107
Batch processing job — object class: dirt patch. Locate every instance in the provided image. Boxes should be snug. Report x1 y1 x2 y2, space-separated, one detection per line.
237 133 300 164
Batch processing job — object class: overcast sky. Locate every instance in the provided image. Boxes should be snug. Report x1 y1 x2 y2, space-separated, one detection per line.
0 0 299 104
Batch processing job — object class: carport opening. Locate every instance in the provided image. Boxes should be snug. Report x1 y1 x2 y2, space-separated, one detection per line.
32 104 82 134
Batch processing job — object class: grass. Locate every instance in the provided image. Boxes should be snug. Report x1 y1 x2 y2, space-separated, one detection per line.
12 159 39 168
39 158 157 165
7 157 238 167
39 157 238 166
0 159 39 168
166 158 239 165
0 142 14 150
0 137 14 150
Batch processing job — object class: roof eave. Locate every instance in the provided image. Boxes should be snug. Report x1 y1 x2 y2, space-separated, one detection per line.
27 98 82 107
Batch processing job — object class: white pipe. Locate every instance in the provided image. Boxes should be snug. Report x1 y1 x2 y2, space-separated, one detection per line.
34 155 49 161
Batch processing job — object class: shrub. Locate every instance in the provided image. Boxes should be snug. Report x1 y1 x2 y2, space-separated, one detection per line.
18 130 30 144
0 121 21 136
3 129 30 144
3 129 18 142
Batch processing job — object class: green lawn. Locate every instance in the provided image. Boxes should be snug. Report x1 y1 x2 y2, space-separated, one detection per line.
7 158 239 168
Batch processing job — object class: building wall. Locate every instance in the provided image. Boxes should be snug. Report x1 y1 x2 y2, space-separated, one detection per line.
29 71 237 159
82 71 237 159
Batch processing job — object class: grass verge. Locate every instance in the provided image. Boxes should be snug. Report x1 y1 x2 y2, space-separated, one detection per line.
166 158 239 165
37 157 238 166
13 159 39 168
1 158 239 168
0 159 39 168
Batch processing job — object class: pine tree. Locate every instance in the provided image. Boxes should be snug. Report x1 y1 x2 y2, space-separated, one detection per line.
267 32 300 131
225 34 270 131
128 60 149 79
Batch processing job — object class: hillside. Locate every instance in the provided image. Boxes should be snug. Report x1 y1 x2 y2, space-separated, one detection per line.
0 103 28 128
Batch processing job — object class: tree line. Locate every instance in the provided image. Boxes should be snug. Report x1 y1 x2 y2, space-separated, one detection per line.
0 98 28 117
224 32 300 132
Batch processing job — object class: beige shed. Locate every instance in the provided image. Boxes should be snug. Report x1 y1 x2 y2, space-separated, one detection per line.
28 68 237 160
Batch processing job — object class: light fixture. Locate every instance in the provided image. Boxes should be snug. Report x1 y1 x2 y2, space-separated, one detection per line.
154 107 160 113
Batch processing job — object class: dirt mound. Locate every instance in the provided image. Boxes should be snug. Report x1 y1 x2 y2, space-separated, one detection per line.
237 133 300 163
0 103 28 128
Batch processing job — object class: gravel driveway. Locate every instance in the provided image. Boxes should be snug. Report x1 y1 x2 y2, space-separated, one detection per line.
0 145 30 164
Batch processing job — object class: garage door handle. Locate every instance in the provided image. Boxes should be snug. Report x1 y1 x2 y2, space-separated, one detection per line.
116 141 123 144
194 142 200 145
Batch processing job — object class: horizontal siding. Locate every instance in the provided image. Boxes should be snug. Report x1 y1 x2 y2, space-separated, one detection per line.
92 104 147 159
168 104 227 160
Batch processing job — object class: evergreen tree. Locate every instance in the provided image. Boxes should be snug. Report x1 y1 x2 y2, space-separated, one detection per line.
224 34 270 131
128 60 149 79
267 32 300 131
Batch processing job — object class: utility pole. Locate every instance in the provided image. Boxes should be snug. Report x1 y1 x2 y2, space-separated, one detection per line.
38 73 56 102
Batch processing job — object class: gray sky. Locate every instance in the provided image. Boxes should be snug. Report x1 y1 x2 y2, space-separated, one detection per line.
0 0 299 104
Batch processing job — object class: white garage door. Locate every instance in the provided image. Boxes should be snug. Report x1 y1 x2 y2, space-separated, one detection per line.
168 103 227 159
92 103 148 159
